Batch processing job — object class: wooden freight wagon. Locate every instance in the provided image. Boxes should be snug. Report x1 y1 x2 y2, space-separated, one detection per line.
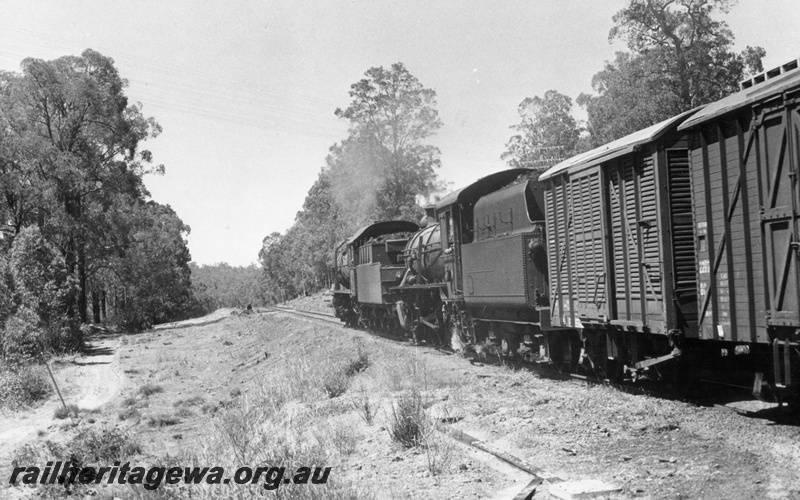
677 59 800 399
539 110 698 375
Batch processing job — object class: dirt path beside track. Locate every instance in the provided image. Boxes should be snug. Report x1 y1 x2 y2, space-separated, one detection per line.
0 336 122 477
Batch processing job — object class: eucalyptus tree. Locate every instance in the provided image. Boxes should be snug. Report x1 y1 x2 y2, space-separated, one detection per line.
579 0 765 145
502 90 581 171
334 62 443 222
2 49 162 321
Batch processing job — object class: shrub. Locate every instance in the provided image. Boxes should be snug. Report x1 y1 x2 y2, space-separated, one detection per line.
118 406 140 421
175 406 195 418
121 396 139 407
352 387 378 425
147 412 181 427
1 306 44 364
138 383 164 397
3 227 81 358
71 427 141 462
0 364 52 410
0 256 16 331
216 399 268 463
328 421 359 456
322 370 349 398
174 395 205 407
54 403 79 419
344 343 370 376
388 390 426 448
15 427 141 468
421 429 454 477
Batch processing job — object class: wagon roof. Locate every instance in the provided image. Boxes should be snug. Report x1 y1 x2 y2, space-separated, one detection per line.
678 67 800 131
539 109 698 181
436 168 533 209
347 220 420 246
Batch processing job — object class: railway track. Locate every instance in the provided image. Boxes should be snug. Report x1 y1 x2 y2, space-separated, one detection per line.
270 305 340 324
269 305 796 420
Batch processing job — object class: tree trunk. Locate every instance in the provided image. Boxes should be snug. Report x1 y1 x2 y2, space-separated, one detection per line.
78 242 87 323
91 289 101 324
63 238 77 320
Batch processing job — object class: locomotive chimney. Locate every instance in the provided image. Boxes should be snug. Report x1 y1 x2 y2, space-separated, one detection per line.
419 205 436 228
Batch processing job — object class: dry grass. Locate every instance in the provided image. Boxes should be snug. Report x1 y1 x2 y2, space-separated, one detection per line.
21 312 481 498
138 382 164 397
146 412 181 427
53 403 79 419
351 386 379 425
326 420 360 456
420 426 455 477
388 389 426 448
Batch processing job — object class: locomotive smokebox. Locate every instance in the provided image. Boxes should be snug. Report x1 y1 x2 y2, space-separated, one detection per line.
404 222 445 283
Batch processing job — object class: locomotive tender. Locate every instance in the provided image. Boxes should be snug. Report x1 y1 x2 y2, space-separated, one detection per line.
333 58 800 403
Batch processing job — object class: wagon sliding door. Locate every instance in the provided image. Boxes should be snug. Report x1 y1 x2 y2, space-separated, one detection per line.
760 103 800 329
568 169 607 322
606 156 663 327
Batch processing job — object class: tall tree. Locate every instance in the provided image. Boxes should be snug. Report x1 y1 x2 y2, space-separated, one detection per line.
334 62 444 222
1 50 199 337
579 0 765 145
259 63 444 301
2 49 162 322
190 263 265 311
502 90 581 171
103 201 199 329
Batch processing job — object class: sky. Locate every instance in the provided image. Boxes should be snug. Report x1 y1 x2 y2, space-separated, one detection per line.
1 1 798 266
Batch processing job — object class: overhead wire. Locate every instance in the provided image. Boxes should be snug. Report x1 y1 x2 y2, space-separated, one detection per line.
0 25 511 160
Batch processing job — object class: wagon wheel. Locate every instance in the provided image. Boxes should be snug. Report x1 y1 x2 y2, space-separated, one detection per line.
386 316 401 336
368 311 379 331
379 312 393 333
345 309 357 328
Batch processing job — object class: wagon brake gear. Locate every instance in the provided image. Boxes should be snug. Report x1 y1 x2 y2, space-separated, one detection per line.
623 350 682 381
578 335 596 371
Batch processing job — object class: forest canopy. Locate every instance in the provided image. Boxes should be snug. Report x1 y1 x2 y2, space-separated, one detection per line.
0 49 200 360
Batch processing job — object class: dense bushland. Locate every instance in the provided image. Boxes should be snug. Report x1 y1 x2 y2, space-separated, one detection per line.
190 263 266 311
0 49 200 369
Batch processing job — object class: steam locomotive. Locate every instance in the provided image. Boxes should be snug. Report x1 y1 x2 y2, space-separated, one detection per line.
332 58 800 404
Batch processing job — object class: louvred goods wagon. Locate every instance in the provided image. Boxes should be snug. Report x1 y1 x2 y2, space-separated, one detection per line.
677 59 800 402
539 109 699 378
